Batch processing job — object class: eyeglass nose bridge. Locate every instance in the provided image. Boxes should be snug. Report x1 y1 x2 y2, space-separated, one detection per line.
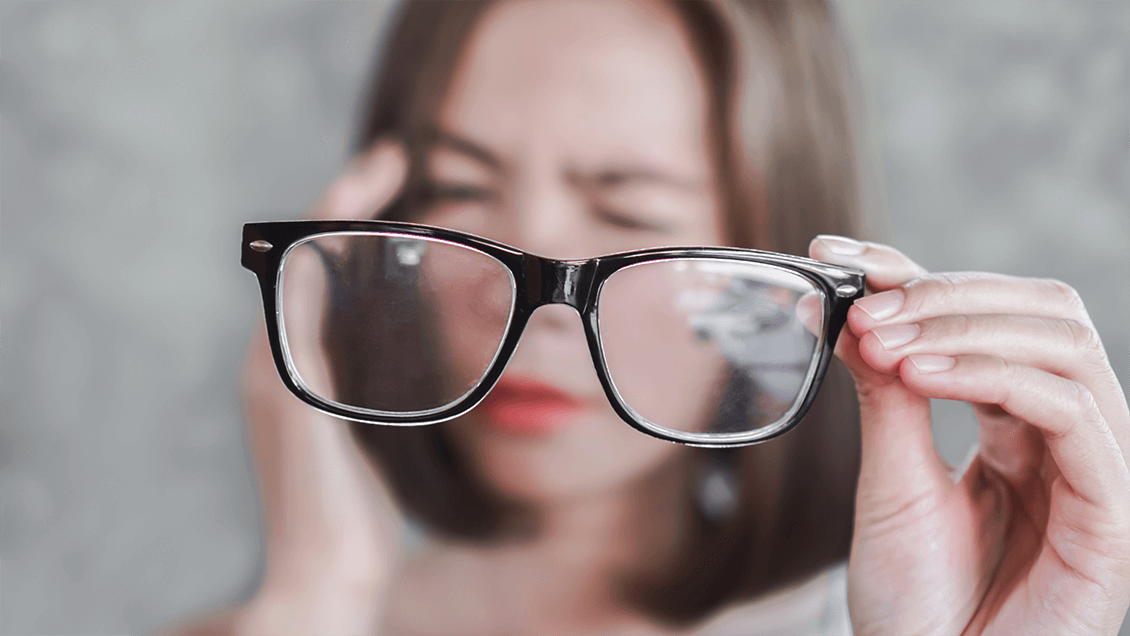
522 254 597 312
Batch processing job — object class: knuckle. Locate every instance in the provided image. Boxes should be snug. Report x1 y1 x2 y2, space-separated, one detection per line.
1063 377 1104 425
904 272 962 312
933 274 962 304
925 313 972 342
1042 278 1087 315
950 313 975 338
985 356 1019 406
1063 318 1103 356
867 243 927 275
1050 317 1110 372
1045 277 1076 298
920 271 983 300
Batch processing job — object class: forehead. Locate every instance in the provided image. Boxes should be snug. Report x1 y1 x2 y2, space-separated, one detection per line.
439 0 712 176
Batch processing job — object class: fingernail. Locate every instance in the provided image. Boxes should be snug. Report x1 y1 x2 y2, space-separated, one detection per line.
854 289 904 322
816 235 865 256
909 354 955 374
872 323 919 350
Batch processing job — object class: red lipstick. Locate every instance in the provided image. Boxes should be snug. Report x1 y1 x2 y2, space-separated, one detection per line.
476 376 586 435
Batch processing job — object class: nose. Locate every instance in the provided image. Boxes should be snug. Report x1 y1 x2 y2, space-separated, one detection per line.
526 303 578 332
503 301 598 396
513 302 591 373
505 158 593 260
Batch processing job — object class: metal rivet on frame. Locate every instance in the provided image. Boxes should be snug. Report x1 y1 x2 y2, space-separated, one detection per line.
835 284 859 297
250 240 273 253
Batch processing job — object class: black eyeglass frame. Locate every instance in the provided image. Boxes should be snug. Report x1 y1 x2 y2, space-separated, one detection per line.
242 219 864 447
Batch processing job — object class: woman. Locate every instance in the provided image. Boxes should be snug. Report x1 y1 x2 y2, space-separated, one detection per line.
175 1 1130 634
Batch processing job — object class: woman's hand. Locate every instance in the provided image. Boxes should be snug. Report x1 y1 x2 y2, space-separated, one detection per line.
169 141 409 636
810 236 1130 636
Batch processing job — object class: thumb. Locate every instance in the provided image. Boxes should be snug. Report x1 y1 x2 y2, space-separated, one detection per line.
809 237 953 525
313 138 409 221
841 329 950 522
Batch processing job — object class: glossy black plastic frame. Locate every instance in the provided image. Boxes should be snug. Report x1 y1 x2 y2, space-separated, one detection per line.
242 220 864 447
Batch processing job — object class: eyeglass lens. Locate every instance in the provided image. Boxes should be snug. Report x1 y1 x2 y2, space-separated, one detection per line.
281 233 516 414
278 232 824 436
597 259 822 435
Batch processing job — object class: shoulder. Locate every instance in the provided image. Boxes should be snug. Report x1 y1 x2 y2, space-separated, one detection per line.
690 563 852 636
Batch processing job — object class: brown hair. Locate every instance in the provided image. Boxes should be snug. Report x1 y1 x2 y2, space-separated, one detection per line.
345 0 867 624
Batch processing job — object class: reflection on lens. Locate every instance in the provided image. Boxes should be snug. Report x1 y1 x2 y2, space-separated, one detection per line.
279 233 515 415
597 258 823 436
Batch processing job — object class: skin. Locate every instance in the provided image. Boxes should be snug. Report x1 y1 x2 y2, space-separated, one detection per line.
813 238 1130 636
167 1 1130 634
423 0 723 510
391 3 725 632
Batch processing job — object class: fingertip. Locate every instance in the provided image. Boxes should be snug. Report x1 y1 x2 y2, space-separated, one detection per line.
847 303 881 338
904 354 956 376
320 176 369 219
811 238 928 292
810 234 866 264
315 137 409 221
366 137 409 179
889 355 958 404
855 330 903 375
357 136 409 203
831 327 894 387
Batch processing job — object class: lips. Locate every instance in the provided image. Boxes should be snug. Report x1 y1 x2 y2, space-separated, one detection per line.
476 376 587 435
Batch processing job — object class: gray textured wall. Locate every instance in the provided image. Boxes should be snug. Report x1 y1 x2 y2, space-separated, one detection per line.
2 2 1127 634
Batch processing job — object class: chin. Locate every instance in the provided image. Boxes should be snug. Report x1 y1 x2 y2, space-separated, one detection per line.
451 412 684 505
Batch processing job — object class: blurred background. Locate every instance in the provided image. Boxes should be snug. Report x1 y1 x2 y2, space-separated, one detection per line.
1 1 1126 634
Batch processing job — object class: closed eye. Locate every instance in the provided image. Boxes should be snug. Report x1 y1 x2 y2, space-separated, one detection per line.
423 182 497 203
594 205 673 233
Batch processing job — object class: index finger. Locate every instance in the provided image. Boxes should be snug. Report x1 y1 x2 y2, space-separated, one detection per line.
809 235 928 291
312 138 409 221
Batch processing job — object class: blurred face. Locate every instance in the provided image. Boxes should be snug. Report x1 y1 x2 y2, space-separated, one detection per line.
417 0 725 503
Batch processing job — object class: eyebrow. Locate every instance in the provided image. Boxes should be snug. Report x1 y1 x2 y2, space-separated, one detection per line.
429 128 506 173
428 127 705 192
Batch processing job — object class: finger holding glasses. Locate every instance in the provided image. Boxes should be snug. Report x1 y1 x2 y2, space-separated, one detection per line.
810 235 1130 636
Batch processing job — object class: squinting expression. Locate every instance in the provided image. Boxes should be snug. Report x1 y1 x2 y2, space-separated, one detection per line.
417 0 727 502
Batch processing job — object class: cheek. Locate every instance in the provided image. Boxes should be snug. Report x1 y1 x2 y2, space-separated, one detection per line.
597 266 729 433
599 305 726 434
451 411 683 502
421 246 516 399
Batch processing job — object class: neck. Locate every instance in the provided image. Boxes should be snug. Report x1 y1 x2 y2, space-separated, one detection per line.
485 456 688 632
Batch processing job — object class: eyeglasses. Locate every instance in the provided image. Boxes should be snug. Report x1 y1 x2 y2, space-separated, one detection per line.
242 220 863 447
